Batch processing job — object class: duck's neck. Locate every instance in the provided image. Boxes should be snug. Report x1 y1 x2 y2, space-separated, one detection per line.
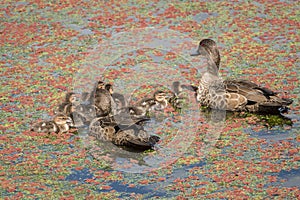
206 57 220 77
200 72 220 88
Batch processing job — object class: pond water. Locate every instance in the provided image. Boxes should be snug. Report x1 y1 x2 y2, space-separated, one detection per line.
1 0 299 199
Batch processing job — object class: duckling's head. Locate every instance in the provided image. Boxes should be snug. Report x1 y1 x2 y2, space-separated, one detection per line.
65 92 80 104
191 39 220 69
105 84 114 95
96 81 106 89
154 91 169 102
53 114 73 126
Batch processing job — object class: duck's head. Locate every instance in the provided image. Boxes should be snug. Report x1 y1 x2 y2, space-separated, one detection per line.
54 114 73 126
191 39 220 70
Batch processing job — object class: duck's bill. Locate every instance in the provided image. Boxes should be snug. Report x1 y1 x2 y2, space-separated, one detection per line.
190 51 201 56
191 46 207 56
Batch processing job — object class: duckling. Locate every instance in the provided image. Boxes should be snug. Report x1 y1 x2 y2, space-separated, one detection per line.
149 90 171 111
116 98 156 119
80 92 92 104
31 114 73 134
72 104 97 126
55 92 90 127
169 81 189 110
55 92 80 115
91 81 112 117
105 83 127 114
122 91 170 118
190 38 293 114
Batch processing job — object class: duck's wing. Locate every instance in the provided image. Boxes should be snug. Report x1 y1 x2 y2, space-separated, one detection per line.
89 117 108 136
226 79 276 95
208 81 248 111
223 79 271 103
224 79 293 113
129 129 160 148
114 128 160 149
111 116 151 133
257 96 292 107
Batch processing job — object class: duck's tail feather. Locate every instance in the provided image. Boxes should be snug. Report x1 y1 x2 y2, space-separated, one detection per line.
127 135 160 149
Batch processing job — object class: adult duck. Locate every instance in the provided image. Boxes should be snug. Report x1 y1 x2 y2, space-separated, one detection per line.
89 116 159 150
190 39 293 114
